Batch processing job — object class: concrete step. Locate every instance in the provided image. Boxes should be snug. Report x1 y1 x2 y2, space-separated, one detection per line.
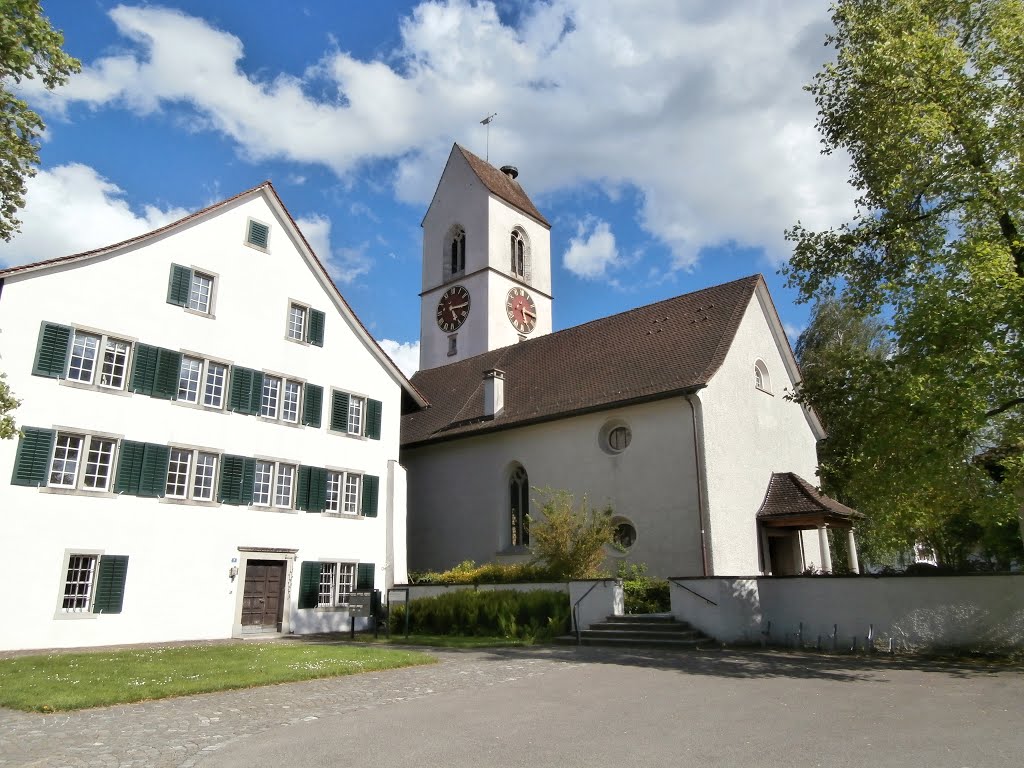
556 613 716 648
554 634 712 649
579 628 706 642
588 620 698 633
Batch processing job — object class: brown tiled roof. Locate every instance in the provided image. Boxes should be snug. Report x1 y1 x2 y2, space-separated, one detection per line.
757 473 861 523
457 145 551 228
402 275 762 447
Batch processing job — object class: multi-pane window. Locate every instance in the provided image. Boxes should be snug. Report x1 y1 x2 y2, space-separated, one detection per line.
187 272 214 314
62 555 96 612
318 562 355 607
511 230 526 278
261 376 281 418
288 304 307 341
275 464 295 508
99 339 130 389
49 434 84 487
82 438 116 491
177 357 203 403
253 461 274 506
204 362 226 408
166 448 218 501
282 381 301 423
48 433 117 491
348 396 364 435
166 448 192 498
67 332 100 383
325 471 343 513
343 473 362 514
193 452 217 501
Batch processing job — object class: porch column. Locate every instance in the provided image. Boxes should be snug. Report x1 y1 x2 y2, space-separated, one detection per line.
847 528 860 574
817 525 833 574
759 525 772 575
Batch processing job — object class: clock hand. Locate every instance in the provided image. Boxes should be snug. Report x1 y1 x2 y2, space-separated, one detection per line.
523 308 536 319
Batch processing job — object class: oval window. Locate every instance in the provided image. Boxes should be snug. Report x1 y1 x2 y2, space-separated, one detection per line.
608 425 632 452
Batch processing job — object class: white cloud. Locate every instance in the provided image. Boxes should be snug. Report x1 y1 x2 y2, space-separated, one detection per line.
783 322 805 344
294 214 373 285
377 339 420 377
29 1 855 271
0 164 189 267
563 217 620 280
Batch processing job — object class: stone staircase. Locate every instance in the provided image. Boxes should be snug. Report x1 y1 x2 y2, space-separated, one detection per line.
556 614 716 649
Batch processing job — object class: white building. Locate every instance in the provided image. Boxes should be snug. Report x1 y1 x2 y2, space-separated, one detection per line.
0 182 425 652
402 145 860 578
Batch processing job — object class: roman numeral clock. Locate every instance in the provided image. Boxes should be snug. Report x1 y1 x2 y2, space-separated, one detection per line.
506 287 537 334
436 285 471 333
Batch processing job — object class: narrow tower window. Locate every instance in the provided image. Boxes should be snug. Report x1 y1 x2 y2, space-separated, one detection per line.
450 228 466 275
510 230 525 278
509 465 529 547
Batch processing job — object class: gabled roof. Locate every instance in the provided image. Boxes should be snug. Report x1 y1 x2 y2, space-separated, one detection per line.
448 144 550 228
0 182 427 408
402 275 762 447
757 472 861 527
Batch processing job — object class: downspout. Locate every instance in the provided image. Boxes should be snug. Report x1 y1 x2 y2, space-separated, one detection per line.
685 394 711 577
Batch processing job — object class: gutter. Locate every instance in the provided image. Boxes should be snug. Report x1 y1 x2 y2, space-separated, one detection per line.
685 394 711 577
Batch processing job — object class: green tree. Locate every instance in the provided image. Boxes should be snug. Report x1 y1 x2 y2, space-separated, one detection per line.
0 372 17 439
528 489 617 579
0 0 80 241
785 0 1024 561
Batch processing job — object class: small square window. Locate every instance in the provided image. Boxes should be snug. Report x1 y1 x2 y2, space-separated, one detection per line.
247 219 270 249
62 554 96 612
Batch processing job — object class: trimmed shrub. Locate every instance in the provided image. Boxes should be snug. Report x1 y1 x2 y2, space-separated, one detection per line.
388 589 570 642
618 563 670 614
408 560 558 585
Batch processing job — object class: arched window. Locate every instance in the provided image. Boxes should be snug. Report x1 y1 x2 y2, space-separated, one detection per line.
449 228 466 276
754 359 771 393
509 465 529 547
510 229 528 279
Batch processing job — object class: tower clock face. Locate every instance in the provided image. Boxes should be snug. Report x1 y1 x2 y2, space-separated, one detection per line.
506 287 537 334
436 285 471 332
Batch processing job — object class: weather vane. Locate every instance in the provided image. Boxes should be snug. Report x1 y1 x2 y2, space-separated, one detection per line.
480 113 497 162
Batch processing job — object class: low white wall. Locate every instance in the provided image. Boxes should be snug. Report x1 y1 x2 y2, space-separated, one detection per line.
670 575 1024 651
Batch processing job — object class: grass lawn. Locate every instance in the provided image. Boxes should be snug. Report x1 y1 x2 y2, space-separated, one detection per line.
0 643 436 713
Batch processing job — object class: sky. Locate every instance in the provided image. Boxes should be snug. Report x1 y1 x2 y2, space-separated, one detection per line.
2 0 856 376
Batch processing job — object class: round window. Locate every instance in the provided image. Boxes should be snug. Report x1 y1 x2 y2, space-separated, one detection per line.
614 521 637 549
608 426 631 451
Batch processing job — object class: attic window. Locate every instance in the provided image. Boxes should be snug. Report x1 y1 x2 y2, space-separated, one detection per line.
754 359 771 393
247 219 270 250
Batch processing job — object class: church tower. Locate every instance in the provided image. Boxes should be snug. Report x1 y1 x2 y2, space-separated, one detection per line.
419 144 552 370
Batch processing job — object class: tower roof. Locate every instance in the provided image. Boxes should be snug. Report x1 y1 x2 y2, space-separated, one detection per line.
455 144 550 228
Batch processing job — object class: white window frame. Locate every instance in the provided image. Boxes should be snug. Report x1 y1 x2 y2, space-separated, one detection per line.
48 432 118 493
287 302 308 342
282 380 301 423
203 361 227 409
63 329 134 392
261 375 281 419
67 331 100 384
177 356 204 403
187 271 214 314
59 551 99 615
252 460 297 510
245 217 271 252
99 337 131 390
318 561 356 607
754 359 772 394
274 463 296 509
324 469 364 516
347 395 365 436
164 447 219 502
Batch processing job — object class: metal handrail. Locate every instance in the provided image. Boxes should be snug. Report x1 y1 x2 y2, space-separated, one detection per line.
571 581 604 645
668 578 717 606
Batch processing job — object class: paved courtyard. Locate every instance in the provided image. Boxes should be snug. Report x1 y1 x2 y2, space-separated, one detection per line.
0 644 1021 768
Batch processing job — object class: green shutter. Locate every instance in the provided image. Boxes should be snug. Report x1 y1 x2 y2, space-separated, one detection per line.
130 344 160 396
365 399 383 440
295 465 311 511
219 455 255 505
302 383 323 428
93 555 129 614
139 443 170 497
11 427 55 486
330 391 350 432
249 371 264 415
115 440 146 494
248 220 269 249
361 474 379 518
308 467 327 513
356 562 375 591
167 264 191 306
33 322 71 378
298 561 321 608
307 309 325 347
228 367 250 412
154 349 182 400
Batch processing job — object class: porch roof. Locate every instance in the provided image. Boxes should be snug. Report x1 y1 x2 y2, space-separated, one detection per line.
757 473 862 530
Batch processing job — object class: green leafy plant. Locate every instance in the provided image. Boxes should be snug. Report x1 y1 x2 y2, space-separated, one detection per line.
388 589 569 642
617 562 670 614
408 560 557 585
528 489 617 579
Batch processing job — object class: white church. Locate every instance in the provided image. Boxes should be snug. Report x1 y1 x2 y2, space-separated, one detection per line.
0 146 859 651
401 144 860 579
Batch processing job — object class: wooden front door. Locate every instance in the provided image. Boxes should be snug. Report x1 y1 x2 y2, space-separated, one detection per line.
241 560 285 630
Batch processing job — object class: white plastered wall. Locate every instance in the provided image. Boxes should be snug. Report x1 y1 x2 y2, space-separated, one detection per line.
697 286 822 575
404 398 705 578
0 190 406 650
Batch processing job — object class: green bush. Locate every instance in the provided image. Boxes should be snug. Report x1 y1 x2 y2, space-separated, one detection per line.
529 489 618 579
388 589 570 642
618 563 670 614
408 560 558 585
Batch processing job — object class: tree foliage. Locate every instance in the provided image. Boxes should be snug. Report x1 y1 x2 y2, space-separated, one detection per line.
0 372 17 439
0 0 80 241
528 489 617 579
785 0 1024 564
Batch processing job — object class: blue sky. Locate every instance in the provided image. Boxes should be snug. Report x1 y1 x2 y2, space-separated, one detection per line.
2 1 854 374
